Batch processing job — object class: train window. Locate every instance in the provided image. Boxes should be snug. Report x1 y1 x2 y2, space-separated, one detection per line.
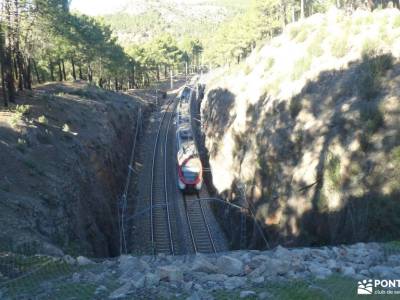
182 168 199 181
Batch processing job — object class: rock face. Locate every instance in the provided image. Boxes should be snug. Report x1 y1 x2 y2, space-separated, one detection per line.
4 242 397 299
0 82 145 257
200 8 400 248
216 255 244 276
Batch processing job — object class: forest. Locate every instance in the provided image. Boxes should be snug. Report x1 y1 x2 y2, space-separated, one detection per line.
1 0 399 107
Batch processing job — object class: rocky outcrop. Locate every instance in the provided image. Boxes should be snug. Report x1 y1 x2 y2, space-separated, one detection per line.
200 9 400 248
2 242 397 299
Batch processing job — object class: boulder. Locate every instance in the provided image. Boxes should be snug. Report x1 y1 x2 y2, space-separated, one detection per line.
340 266 355 277
95 285 108 295
132 273 146 289
63 255 76 265
249 255 270 269
224 276 246 290
274 245 291 258
248 265 267 278
308 263 332 279
183 281 194 292
108 281 134 299
240 291 256 298
76 256 94 266
264 258 290 276
203 273 229 282
72 272 80 283
119 255 149 274
388 255 400 266
158 265 183 282
145 273 160 287
216 255 244 276
191 255 218 274
186 291 214 300
370 266 394 278
258 291 273 299
250 276 265 284
393 266 400 275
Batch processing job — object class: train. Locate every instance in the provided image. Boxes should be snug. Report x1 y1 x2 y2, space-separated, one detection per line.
175 86 203 193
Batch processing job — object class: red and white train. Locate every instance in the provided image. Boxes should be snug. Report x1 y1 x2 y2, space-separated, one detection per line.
176 86 203 193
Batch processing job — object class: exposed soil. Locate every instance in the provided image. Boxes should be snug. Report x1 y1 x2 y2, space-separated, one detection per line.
0 82 146 257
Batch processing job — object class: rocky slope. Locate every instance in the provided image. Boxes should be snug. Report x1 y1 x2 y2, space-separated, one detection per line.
0 82 145 257
200 8 400 248
1 242 399 299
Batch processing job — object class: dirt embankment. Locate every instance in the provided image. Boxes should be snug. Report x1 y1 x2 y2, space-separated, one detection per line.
0 82 147 257
201 9 400 249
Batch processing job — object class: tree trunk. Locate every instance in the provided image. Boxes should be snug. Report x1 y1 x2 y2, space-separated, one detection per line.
25 58 32 89
61 59 66 81
0 23 7 106
58 61 63 81
33 59 41 84
301 0 305 19
132 63 136 88
98 77 103 88
114 78 118 91
5 50 15 103
49 61 55 81
87 64 93 83
71 57 76 80
13 56 19 82
78 65 83 80
156 65 160 81
164 65 168 79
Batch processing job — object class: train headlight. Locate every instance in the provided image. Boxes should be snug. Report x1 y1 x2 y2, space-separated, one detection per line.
195 181 202 191
178 179 186 190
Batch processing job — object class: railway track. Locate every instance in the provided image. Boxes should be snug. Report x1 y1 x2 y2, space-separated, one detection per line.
150 99 179 255
130 83 226 256
184 193 217 254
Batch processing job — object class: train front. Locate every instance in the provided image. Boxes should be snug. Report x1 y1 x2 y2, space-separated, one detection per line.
177 145 203 193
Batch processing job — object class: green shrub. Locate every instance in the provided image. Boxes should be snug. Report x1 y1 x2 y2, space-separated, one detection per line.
361 38 380 56
10 115 21 128
360 132 372 152
325 152 341 190
357 53 393 100
394 15 400 28
331 36 348 58
16 138 27 153
289 25 301 40
392 146 400 164
265 57 275 70
296 28 308 43
243 63 252 75
360 104 384 133
15 104 31 116
292 55 312 80
289 99 302 119
62 124 71 133
37 115 49 125
308 40 323 58
316 192 328 212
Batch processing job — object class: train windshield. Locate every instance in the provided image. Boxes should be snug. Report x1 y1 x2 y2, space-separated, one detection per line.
182 167 199 181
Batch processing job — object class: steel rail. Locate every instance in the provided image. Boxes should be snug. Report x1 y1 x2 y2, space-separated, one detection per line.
150 99 174 255
197 193 217 253
183 194 198 253
163 100 176 256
